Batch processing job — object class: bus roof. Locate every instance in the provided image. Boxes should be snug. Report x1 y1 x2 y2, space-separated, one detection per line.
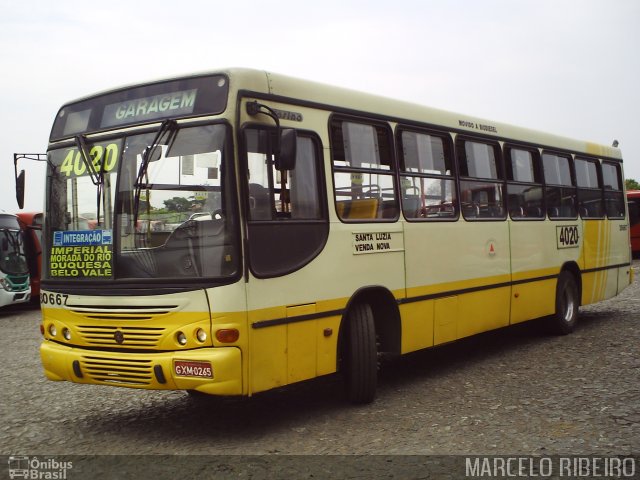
56 67 622 161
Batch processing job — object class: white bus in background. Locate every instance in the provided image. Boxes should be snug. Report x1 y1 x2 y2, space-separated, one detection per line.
0 212 30 307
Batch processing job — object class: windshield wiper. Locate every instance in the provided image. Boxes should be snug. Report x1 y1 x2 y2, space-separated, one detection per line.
135 119 177 188
74 134 107 227
74 134 102 186
133 119 178 224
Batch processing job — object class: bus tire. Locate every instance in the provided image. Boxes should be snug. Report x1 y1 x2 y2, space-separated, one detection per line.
548 271 579 335
344 302 377 404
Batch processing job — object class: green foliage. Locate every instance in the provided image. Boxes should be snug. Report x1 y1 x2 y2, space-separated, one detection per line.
163 196 191 212
625 178 640 191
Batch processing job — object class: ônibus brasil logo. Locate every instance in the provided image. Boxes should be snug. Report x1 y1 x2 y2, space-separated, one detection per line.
7 456 73 479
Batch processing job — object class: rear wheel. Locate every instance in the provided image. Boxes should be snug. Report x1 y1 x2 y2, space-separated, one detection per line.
548 271 579 335
344 303 378 404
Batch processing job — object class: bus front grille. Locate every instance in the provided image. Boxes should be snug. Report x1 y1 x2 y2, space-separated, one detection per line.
68 304 179 321
77 325 165 349
81 356 153 386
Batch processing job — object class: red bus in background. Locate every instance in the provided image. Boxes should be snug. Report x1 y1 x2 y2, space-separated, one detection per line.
628 190 640 257
16 212 43 298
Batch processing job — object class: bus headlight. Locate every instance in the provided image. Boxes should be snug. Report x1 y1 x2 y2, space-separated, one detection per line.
48 324 57 337
0 278 13 292
62 328 71 341
176 331 187 346
196 328 207 343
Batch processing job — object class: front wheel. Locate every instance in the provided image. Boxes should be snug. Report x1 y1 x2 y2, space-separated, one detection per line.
344 303 378 404
548 271 579 335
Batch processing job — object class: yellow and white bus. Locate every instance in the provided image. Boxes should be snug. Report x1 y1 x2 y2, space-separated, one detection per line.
26 68 632 403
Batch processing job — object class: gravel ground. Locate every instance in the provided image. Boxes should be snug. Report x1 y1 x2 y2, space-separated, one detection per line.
1 261 638 477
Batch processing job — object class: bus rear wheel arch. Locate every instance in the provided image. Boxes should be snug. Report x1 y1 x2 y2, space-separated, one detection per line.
338 287 402 404
548 269 580 335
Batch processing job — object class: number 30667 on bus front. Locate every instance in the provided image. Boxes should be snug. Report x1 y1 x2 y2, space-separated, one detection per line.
174 360 213 378
556 225 580 249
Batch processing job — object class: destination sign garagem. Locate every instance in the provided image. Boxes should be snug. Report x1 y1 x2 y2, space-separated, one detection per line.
50 74 228 141
101 89 197 127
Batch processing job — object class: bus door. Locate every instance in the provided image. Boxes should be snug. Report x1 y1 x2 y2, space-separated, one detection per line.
241 123 331 394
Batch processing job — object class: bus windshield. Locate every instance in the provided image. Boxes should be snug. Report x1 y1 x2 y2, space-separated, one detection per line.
44 122 239 283
0 217 29 276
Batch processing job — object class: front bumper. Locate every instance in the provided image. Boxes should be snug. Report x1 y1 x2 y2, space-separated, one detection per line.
40 341 243 396
0 290 30 307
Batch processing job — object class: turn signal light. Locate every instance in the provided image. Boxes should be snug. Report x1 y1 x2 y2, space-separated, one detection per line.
215 328 239 343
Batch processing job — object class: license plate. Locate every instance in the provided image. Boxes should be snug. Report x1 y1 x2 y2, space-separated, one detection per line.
174 360 213 378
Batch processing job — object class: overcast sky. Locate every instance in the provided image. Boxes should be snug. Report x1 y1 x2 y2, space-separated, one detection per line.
2 0 639 212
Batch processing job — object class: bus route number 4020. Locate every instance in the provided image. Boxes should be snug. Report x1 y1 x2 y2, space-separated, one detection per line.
557 225 580 249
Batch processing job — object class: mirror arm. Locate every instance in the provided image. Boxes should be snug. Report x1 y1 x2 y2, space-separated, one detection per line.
14 153 53 170
13 153 50 210
246 101 281 130
246 101 282 158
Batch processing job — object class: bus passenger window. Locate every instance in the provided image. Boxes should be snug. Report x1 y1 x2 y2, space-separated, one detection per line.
506 147 544 220
575 158 604 218
398 129 457 220
602 162 625 219
542 153 577 219
330 118 398 221
457 138 505 220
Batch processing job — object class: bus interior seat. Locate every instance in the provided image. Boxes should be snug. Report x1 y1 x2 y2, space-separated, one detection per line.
510 206 525 218
462 203 480 218
402 196 420 218
336 198 379 219
525 205 543 217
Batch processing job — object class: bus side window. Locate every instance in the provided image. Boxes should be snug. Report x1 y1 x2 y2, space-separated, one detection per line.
397 128 457 220
575 157 604 218
457 138 505 220
542 152 577 219
602 162 625 219
505 146 544 220
330 117 398 221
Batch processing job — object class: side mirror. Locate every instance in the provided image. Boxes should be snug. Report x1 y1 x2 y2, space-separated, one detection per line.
275 128 297 171
16 170 25 209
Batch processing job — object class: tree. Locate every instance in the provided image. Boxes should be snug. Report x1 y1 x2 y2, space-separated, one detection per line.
626 178 640 191
163 196 191 212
